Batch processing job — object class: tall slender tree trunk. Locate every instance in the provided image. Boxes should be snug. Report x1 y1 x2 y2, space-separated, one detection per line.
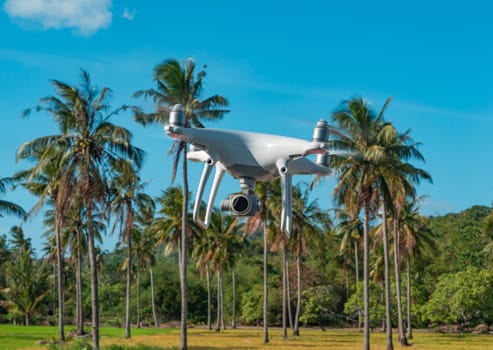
220 267 225 330
136 255 141 328
231 268 237 329
87 227 99 349
52 263 56 320
55 211 65 342
285 258 293 330
393 215 408 346
215 268 222 331
180 145 189 350
150 266 159 328
363 202 370 350
381 205 393 350
125 234 132 339
406 255 413 339
354 240 361 329
85 188 100 350
216 270 221 332
343 263 350 299
293 255 301 336
206 264 212 330
263 223 269 344
282 245 287 340
76 229 85 335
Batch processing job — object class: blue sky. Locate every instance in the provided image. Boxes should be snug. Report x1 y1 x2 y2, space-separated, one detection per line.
1 0 492 251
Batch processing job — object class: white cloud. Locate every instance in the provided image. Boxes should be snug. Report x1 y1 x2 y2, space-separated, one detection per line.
121 8 136 21
3 0 113 35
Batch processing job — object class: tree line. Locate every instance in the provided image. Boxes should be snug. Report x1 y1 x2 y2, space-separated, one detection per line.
1 58 492 350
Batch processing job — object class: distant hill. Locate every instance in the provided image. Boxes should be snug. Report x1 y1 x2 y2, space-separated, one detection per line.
427 205 491 275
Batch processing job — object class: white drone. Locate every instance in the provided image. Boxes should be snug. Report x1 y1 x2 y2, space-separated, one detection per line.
164 104 333 235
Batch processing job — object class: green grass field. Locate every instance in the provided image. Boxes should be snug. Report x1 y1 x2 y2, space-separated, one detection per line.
2 325 493 350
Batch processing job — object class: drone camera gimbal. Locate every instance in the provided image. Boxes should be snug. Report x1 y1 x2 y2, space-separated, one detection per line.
220 193 262 216
165 104 332 235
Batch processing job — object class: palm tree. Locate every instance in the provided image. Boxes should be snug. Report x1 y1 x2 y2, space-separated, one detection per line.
40 199 89 336
2 226 47 326
386 128 431 346
134 58 229 350
334 207 362 293
154 186 194 256
66 197 87 336
371 203 393 350
191 216 215 330
109 165 152 339
331 97 392 350
373 122 406 350
291 183 327 336
398 198 436 339
133 197 158 327
207 209 243 332
245 182 278 344
258 179 290 338
14 146 75 343
18 70 144 349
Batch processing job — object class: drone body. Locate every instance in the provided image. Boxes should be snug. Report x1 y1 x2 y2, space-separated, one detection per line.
164 104 333 235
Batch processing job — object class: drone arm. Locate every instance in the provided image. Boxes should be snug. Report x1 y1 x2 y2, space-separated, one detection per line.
288 157 331 175
302 141 329 156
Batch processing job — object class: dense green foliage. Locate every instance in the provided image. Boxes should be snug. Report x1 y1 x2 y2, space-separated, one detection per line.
1 204 493 331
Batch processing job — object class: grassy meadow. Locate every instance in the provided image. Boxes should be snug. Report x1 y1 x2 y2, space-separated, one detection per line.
3 325 493 350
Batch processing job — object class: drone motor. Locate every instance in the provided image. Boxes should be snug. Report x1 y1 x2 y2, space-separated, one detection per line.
169 104 186 127
312 119 330 167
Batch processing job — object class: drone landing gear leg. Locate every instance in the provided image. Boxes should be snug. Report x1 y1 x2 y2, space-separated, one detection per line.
278 167 293 236
193 160 225 229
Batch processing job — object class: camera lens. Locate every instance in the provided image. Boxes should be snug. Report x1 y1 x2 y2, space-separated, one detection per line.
232 195 249 213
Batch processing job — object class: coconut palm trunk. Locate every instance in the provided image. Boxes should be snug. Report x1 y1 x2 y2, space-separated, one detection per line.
125 232 132 338
393 216 408 346
381 206 393 350
354 240 361 329
85 178 100 350
231 268 237 329
180 146 189 350
293 255 301 336
136 256 141 328
282 245 288 340
263 223 269 343
220 268 225 330
406 255 413 339
75 229 85 335
150 266 159 327
55 210 65 342
215 267 224 331
215 269 220 331
87 219 100 349
363 201 370 350
285 258 293 330
206 264 212 330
